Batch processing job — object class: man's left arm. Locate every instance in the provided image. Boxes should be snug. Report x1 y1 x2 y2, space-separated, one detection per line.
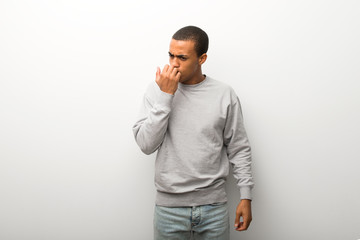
223 91 254 231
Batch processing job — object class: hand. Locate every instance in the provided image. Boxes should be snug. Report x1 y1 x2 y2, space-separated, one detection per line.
234 199 252 231
155 65 181 95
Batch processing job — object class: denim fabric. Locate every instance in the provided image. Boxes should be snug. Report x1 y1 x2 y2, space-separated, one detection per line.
154 202 229 240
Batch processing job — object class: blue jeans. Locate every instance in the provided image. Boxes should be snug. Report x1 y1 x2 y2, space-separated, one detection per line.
154 202 229 240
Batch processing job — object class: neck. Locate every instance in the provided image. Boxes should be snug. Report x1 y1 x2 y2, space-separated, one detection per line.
182 70 205 85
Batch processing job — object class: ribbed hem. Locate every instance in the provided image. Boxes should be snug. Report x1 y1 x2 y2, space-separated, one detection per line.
156 185 227 207
155 87 174 112
239 186 252 200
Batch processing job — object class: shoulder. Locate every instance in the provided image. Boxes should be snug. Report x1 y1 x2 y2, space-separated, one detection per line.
207 76 238 101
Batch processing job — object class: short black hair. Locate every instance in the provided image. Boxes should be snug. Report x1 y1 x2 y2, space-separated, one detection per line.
172 26 209 57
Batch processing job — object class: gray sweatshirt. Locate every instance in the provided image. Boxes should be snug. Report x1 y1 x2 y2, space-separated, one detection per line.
133 76 254 207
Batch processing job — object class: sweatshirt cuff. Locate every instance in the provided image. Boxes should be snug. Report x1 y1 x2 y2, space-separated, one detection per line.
155 89 174 112
239 186 252 200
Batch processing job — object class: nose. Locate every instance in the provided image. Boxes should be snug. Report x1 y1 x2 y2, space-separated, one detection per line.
170 57 180 68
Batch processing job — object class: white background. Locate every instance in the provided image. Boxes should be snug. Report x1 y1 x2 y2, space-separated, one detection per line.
1 0 359 239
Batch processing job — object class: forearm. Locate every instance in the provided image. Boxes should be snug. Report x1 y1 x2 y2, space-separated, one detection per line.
133 109 170 155
133 90 173 155
229 145 254 200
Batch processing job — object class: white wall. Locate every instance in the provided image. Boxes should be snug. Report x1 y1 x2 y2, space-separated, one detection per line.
1 1 359 239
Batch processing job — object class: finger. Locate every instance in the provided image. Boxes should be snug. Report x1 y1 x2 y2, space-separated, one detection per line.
163 64 169 73
236 224 247 231
236 217 251 231
175 71 181 82
170 67 179 78
241 218 250 230
235 222 244 231
168 65 176 75
234 211 241 228
155 67 161 82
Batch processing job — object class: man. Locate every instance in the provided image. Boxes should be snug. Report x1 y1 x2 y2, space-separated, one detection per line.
133 26 254 240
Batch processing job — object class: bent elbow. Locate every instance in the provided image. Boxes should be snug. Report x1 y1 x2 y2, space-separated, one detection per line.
133 127 161 155
136 139 159 155
140 145 157 155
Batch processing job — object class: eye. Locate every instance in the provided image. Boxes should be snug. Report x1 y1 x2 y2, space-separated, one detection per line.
179 56 187 61
168 53 174 58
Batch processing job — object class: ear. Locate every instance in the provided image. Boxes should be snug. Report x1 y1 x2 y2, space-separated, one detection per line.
198 53 207 65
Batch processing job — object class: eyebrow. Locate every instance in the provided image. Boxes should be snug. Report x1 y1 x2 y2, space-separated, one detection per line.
168 52 188 58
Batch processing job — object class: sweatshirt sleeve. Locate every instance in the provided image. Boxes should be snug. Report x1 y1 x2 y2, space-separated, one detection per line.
223 91 254 200
132 83 174 155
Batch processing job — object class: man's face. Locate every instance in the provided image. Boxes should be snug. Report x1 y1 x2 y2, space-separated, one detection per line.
168 39 204 84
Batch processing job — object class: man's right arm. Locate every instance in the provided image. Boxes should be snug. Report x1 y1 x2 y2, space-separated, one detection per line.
132 65 180 155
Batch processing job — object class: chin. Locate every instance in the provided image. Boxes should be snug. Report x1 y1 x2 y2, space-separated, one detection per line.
179 77 188 83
